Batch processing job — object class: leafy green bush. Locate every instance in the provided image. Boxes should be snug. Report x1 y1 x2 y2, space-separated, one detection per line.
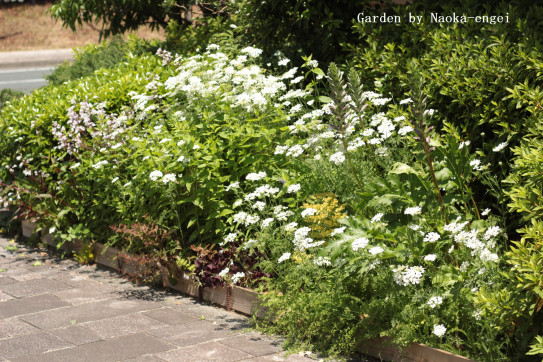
46 36 158 86
0 89 25 110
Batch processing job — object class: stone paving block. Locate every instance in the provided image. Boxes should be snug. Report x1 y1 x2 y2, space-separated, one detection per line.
1 277 71 298
49 325 103 345
0 291 14 301
148 320 241 348
218 333 283 357
20 298 162 329
10 272 45 281
0 294 71 318
0 317 40 339
80 312 169 338
10 332 176 362
122 355 167 362
143 307 199 325
156 341 253 362
0 276 17 286
0 331 73 359
52 279 117 305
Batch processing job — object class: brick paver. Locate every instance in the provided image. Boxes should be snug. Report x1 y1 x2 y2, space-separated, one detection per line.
0 235 346 362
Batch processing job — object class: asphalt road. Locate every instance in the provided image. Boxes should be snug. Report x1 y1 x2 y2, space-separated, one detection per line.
0 66 55 93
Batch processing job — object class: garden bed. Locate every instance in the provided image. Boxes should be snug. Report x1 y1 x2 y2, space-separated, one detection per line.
21 219 473 361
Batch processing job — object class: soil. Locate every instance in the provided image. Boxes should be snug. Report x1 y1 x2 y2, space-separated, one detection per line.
0 2 164 52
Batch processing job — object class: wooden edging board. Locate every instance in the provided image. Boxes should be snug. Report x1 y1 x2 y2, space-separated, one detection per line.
20 222 474 362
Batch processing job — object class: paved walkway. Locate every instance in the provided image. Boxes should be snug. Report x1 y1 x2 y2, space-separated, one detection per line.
0 235 326 362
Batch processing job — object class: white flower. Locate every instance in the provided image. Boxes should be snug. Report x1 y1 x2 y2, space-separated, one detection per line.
278 252 291 263
207 43 220 51
274 145 289 155
233 211 248 224
433 324 446 337
423 232 440 243
301 208 317 218
393 265 425 286
70 162 80 169
427 296 443 308
218 268 230 278
241 46 263 58
313 256 331 267
470 159 483 171
149 170 163 181
369 246 384 255
398 126 413 136
458 140 471 150
92 160 109 169
261 218 274 228
423 109 436 117
492 142 508 152
484 226 501 241
225 181 240 191
287 184 301 193
284 222 299 232
233 200 243 208
399 98 413 104
330 227 346 236
231 272 245 285
424 254 437 262
404 206 422 215
352 238 369 251
111 177 119 183
177 155 185 162
278 58 290 66
253 201 266 211
409 224 421 231
224 232 238 243
371 213 384 223
193 144 200 150
481 208 491 216
245 214 260 225
329 152 345 165
307 60 319 68
246 172 267 181
162 173 176 183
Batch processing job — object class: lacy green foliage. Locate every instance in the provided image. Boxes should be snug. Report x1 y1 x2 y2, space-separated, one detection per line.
47 36 158 86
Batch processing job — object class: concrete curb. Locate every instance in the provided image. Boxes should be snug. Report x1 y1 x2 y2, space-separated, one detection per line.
0 48 74 69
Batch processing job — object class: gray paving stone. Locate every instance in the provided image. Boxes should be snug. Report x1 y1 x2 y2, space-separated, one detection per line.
0 317 40 339
122 355 167 361
143 307 199 325
1 277 70 298
49 326 103 345
10 332 176 362
0 331 73 359
148 320 241 348
20 298 162 329
10 272 45 281
80 312 169 338
52 279 117 305
0 276 17 286
0 294 71 318
0 291 13 301
156 341 253 362
218 333 283 357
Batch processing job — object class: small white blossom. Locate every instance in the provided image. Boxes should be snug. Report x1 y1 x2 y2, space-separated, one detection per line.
246 172 267 181
369 246 384 255
218 268 230 278
278 252 291 263
352 238 369 251
481 208 491 216
225 181 240 191
330 227 346 236
424 254 437 262
470 159 483 171
423 232 440 243
287 184 301 193
261 218 274 228
313 256 331 266
231 272 245 285
427 296 443 308
149 170 163 181
404 206 422 215
371 213 384 223
162 173 176 183
301 208 317 218
433 324 446 337
492 142 508 152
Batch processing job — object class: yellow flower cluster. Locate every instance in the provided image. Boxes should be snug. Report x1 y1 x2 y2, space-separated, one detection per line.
301 193 347 240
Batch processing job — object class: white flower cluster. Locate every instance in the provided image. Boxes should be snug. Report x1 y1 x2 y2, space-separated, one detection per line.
278 252 291 263
393 265 425 286
351 237 369 251
313 256 332 267
433 324 446 337
404 206 422 215
427 296 443 308
444 218 500 262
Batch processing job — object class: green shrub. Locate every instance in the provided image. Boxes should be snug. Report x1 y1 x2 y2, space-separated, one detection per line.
0 89 25 110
